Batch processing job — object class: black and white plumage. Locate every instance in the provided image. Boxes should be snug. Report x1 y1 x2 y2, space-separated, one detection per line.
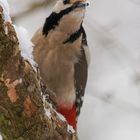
32 0 89 128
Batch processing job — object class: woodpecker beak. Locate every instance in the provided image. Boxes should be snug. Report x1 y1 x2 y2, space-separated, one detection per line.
76 2 89 8
74 1 90 9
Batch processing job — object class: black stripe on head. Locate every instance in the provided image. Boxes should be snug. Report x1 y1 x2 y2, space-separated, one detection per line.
63 0 70 4
42 5 77 37
63 25 88 46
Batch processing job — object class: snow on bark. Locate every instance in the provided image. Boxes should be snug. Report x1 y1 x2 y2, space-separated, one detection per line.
14 26 37 70
0 134 2 140
0 0 11 22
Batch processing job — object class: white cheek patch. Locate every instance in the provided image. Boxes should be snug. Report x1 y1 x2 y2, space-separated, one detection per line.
83 45 90 66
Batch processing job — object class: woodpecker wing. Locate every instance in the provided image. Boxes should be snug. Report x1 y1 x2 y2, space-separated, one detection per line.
74 26 88 117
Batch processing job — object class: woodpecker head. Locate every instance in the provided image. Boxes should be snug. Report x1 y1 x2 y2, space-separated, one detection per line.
43 0 89 37
53 0 89 13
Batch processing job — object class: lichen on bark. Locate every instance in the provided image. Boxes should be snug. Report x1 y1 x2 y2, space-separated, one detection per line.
0 7 19 76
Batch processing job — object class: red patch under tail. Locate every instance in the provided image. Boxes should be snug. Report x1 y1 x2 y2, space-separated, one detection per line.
57 105 77 129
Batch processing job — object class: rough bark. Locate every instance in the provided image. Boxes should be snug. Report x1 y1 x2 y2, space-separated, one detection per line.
0 5 76 140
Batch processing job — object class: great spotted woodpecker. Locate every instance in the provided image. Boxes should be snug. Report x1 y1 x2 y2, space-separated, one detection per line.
32 0 90 130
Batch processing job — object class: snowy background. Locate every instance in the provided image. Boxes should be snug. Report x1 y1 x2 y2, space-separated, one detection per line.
1 0 140 139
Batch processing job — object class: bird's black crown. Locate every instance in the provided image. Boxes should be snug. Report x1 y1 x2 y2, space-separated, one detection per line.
63 0 70 4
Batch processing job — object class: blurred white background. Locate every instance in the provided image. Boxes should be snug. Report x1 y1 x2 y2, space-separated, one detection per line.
3 0 140 139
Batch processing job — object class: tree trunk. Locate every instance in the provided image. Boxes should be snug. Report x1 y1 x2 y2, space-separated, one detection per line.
0 4 76 140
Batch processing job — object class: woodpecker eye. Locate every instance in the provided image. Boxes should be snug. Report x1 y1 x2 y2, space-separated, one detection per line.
63 0 70 4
